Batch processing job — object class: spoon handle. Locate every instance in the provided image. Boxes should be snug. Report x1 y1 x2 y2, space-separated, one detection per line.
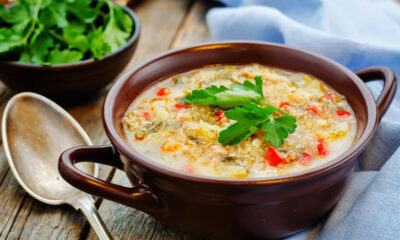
75 197 113 240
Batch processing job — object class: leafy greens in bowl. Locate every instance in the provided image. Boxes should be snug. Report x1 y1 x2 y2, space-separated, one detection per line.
0 0 134 65
0 0 140 102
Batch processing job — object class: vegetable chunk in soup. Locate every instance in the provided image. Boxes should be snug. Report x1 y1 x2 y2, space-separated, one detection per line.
122 64 357 178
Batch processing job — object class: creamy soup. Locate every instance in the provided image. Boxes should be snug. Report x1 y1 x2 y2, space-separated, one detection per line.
122 64 357 178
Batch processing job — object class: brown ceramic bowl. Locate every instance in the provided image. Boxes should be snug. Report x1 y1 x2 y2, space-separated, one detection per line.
0 5 140 103
58 41 396 239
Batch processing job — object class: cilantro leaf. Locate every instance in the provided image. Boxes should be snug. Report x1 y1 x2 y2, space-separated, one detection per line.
231 75 264 98
0 0 133 65
225 102 275 121
262 115 297 147
219 122 260 146
19 48 31 63
48 49 83 65
254 75 264 98
12 19 31 35
87 27 111 59
29 32 54 65
102 20 131 52
65 0 97 24
62 27 89 52
218 103 268 145
0 3 29 24
47 1 68 28
182 85 229 105
182 76 264 108
0 28 24 53
102 0 131 52
114 4 133 32
219 103 297 146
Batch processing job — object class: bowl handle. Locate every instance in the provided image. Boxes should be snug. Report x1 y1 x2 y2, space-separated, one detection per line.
355 66 397 122
58 144 168 219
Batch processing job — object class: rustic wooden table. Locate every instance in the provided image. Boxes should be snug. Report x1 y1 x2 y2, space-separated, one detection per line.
0 0 217 239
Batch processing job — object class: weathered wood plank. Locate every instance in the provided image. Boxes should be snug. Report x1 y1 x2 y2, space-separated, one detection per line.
170 0 214 49
5 198 87 240
0 84 26 240
124 0 194 70
0 0 193 239
86 1 212 239
0 171 28 240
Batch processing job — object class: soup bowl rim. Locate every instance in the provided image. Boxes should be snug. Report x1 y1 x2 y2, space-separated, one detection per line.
103 40 378 185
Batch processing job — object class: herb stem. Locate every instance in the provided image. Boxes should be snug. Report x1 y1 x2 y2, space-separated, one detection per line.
90 23 96 32
104 0 115 18
22 0 42 44
48 30 64 43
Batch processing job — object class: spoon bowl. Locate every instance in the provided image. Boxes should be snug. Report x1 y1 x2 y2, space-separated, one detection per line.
2 92 112 240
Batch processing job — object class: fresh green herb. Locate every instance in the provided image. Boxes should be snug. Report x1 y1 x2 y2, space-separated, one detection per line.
262 115 297 147
182 76 297 147
218 102 274 145
181 76 287 114
218 102 296 147
0 0 133 65
181 76 264 109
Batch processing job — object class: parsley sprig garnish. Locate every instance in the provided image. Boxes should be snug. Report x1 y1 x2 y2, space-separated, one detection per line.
181 76 297 147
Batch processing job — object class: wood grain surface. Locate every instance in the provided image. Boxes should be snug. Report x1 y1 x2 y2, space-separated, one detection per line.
0 0 215 239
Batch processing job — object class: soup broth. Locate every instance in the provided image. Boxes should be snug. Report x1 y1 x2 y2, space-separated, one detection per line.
122 64 357 178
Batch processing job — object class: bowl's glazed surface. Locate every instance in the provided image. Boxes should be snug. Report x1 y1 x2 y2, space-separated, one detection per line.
0 5 140 103
59 42 396 239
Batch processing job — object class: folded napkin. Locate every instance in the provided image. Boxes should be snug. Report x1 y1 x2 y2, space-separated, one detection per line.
206 1 400 239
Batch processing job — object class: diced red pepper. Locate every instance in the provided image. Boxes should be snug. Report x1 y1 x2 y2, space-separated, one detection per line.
279 102 290 109
143 112 152 119
317 139 328 156
306 106 319 114
299 152 313 166
175 103 189 110
322 94 333 101
264 147 285 166
181 165 194 173
336 110 351 116
317 144 327 156
217 110 227 124
157 87 170 96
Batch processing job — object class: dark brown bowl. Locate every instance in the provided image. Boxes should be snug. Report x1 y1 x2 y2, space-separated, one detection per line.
58 41 396 239
0 5 140 103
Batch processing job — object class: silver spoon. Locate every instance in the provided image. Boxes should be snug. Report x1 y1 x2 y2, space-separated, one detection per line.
1 92 113 240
